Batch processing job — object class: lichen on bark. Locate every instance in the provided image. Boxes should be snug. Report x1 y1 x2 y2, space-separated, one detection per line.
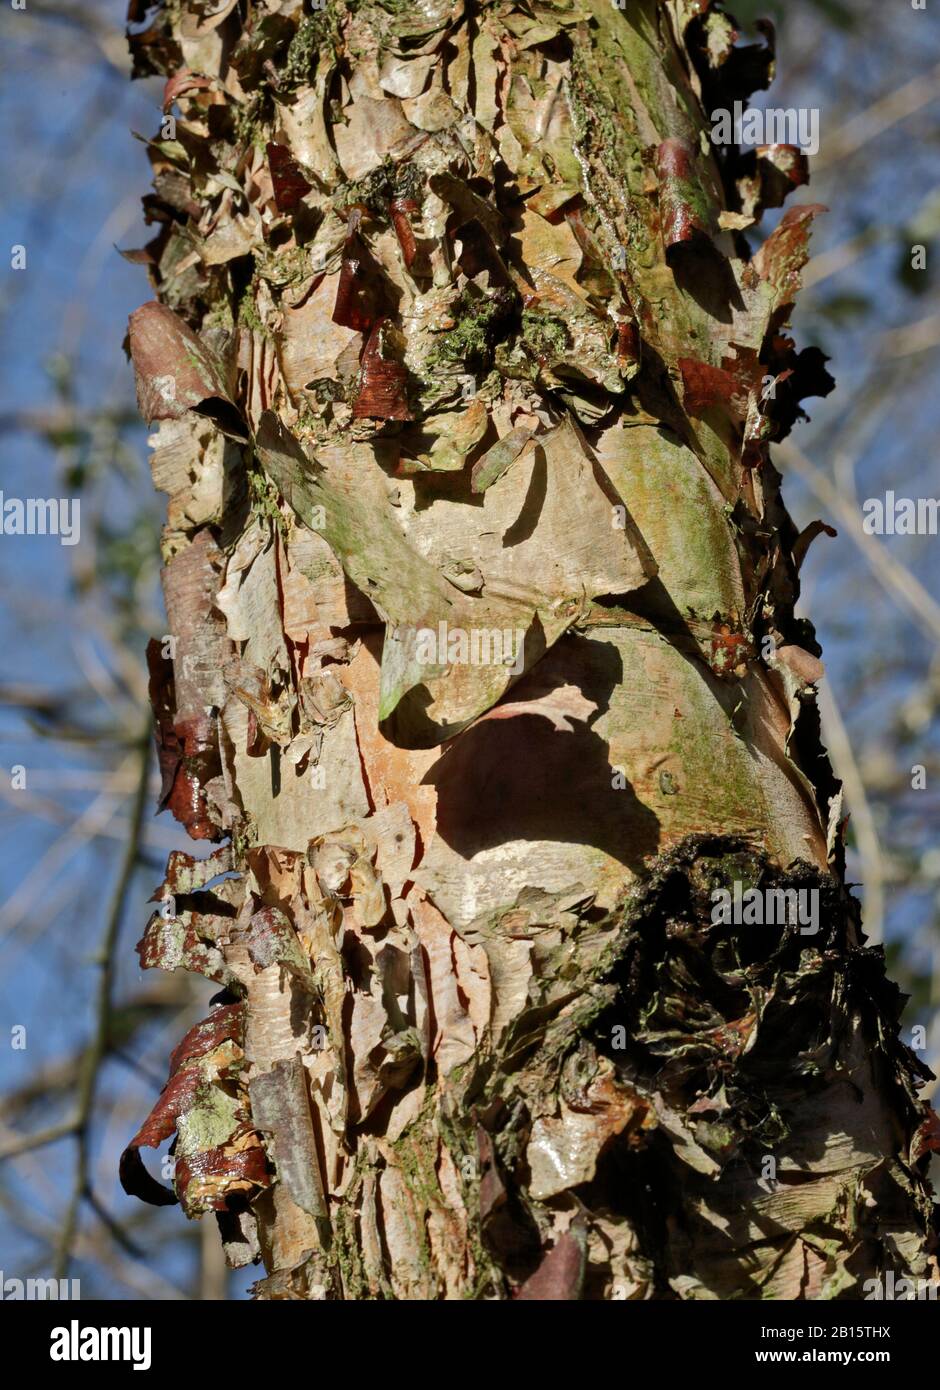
121 0 938 1299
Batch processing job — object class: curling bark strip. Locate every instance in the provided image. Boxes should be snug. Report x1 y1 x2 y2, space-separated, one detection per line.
121 0 938 1299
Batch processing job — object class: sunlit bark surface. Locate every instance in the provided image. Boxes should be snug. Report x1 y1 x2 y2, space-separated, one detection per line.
121 0 939 1299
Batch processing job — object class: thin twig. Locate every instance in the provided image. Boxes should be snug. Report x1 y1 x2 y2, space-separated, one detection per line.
779 440 940 647
0 753 137 941
877 312 940 361
0 1119 77 1162
54 730 151 1280
817 683 886 945
801 224 885 291
814 60 940 173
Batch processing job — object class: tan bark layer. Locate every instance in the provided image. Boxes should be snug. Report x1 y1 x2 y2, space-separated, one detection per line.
120 0 938 1298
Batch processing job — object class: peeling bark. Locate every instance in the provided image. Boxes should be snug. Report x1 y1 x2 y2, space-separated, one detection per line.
121 0 938 1299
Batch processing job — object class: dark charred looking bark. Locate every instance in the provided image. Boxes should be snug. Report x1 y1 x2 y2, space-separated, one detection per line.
120 0 939 1300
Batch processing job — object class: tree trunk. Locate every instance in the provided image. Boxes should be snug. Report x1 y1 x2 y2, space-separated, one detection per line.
122 0 938 1299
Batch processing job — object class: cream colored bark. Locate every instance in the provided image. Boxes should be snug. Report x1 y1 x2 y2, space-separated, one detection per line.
121 0 938 1299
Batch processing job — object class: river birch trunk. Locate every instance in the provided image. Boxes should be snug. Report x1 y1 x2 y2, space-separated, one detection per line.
120 0 939 1300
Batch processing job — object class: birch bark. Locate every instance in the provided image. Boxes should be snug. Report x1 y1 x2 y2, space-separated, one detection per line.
121 0 939 1299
